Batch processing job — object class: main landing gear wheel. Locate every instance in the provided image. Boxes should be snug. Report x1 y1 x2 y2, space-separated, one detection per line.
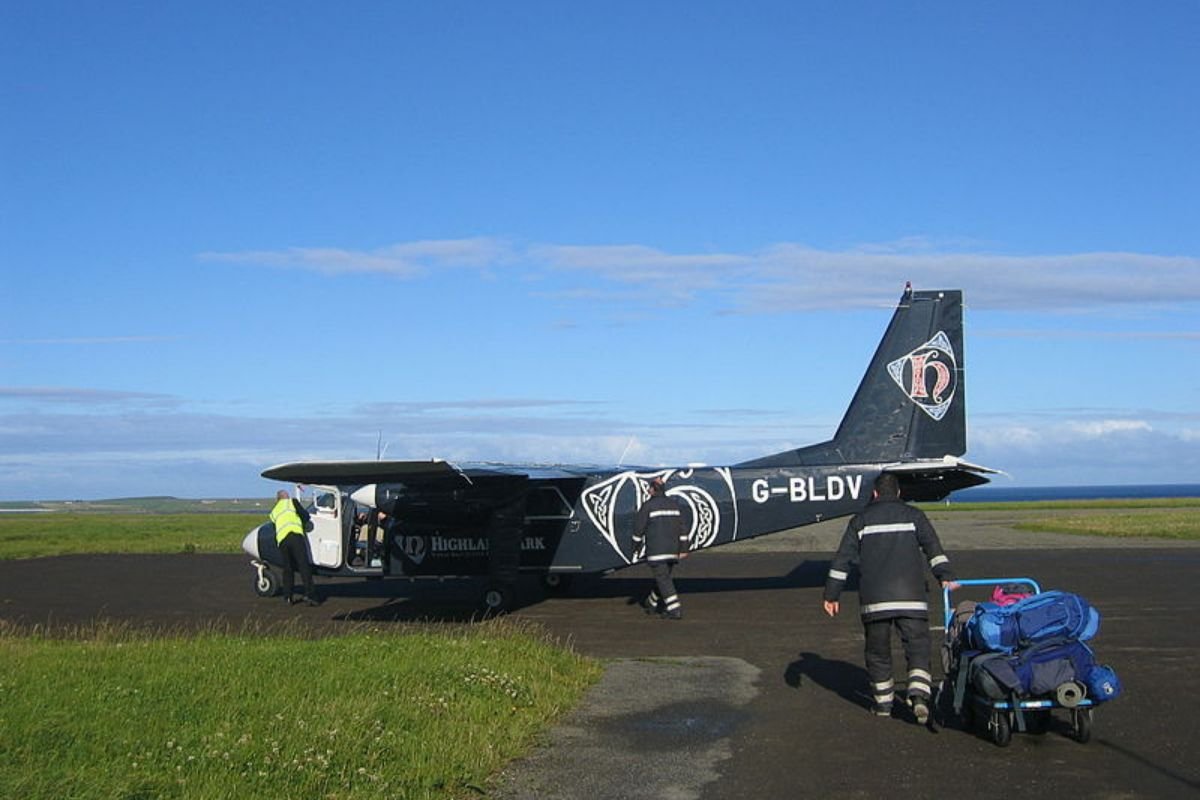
481 582 515 615
253 565 279 597
541 573 574 593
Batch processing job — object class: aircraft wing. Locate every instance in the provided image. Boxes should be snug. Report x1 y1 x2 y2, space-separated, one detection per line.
261 459 588 487
261 459 479 487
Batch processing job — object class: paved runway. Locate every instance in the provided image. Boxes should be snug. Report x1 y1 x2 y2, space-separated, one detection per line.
3 540 1199 798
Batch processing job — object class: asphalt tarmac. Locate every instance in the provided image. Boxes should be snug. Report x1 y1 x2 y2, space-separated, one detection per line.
2 520 1198 799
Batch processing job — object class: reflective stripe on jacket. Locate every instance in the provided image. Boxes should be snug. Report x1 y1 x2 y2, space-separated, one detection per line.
633 494 688 561
270 498 304 544
822 497 955 621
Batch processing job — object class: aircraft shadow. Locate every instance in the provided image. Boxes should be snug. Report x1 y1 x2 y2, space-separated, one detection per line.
324 558 839 623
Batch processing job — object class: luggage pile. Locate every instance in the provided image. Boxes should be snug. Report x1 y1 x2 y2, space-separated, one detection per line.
939 578 1122 746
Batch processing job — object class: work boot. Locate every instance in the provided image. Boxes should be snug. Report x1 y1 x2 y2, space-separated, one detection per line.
663 610 682 621
871 703 893 718
641 599 659 616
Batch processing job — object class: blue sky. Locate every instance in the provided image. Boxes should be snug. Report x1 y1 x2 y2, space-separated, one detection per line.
2 1 1198 500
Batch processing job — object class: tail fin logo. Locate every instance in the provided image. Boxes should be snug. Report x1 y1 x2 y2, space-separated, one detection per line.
887 331 957 421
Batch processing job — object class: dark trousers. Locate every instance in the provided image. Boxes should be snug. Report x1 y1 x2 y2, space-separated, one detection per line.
280 534 316 600
646 561 681 613
863 616 932 704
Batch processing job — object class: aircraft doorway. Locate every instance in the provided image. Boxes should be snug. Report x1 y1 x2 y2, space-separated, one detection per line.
347 504 388 575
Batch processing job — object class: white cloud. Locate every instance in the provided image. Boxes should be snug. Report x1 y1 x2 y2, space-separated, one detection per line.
968 414 1198 486
198 238 513 278
1062 419 1153 438
0 387 179 408
2 395 1194 499
200 237 1200 314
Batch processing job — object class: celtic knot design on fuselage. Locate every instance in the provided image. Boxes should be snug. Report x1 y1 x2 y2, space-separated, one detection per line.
667 484 719 550
580 469 734 563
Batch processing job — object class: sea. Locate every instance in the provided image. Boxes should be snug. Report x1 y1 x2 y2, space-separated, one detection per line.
950 483 1200 503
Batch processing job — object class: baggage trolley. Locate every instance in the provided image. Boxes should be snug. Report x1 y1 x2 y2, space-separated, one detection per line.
936 577 1096 747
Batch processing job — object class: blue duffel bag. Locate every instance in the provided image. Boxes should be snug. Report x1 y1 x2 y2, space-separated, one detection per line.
967 590 1100 654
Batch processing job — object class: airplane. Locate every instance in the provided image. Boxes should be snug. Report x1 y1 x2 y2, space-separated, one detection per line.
242 284 996 612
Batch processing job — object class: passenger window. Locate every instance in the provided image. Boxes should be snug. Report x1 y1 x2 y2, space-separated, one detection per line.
526 487 570 518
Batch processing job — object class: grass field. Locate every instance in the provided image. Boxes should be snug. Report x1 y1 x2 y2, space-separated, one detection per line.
1013 510 1200 539
1 498 1197 560
0 513 255 559
0 619 602 800
928 497 1200 540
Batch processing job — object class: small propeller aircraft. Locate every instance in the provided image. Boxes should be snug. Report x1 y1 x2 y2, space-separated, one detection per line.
242 285 996 611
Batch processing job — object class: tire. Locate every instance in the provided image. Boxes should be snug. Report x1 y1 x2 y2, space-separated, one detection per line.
481 582 515 615
1073 708 1093 744
253 568 279 598
992 711 1013 747
541 573 574 593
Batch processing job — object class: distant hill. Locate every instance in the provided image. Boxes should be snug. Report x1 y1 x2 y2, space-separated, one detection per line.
0 497 270 514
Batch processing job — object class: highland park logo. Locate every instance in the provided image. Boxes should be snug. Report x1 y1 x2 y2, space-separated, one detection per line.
887 331 957 421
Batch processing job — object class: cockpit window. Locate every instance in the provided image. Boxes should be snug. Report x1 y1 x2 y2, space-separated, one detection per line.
525 486 571 518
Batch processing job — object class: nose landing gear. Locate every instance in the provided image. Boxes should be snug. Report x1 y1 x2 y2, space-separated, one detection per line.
252 560 279 597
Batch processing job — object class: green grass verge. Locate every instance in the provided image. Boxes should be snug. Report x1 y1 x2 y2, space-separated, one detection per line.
0 514 253 559
1013 508 1200 540
931 497 1200 512
922 498 1200 541
0 620 602 800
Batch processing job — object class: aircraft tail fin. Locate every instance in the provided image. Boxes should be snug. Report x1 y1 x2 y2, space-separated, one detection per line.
741 285 968 468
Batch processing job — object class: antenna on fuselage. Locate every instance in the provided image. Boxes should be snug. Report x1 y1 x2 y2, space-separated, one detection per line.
617 436 636 468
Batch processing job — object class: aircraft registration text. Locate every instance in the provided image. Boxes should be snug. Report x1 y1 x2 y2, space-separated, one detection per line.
749 475 864 504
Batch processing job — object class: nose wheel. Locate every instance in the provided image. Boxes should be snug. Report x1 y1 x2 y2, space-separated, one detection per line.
252 561 279 597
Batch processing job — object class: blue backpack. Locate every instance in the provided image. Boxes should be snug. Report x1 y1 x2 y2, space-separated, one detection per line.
970 638 1096 699
966 638 1121 706
966 590 1100 654
1084 663 1123 702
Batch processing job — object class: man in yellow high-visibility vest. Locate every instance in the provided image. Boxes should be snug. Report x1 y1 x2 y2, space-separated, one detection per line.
270 489 319 606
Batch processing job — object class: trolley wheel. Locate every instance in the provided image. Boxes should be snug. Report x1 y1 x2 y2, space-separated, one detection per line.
1072 707 1093 744
932 684 953 727
253 567 279 598
991 711 1013 747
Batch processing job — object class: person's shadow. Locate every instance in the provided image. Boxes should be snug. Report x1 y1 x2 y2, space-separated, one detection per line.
784 651 872 711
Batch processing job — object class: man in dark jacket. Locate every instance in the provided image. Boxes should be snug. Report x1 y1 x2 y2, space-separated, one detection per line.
633 477 689 620
823 473 957 722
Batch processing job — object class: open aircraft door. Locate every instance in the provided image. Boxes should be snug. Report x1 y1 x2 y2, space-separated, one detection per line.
302 486 344 568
